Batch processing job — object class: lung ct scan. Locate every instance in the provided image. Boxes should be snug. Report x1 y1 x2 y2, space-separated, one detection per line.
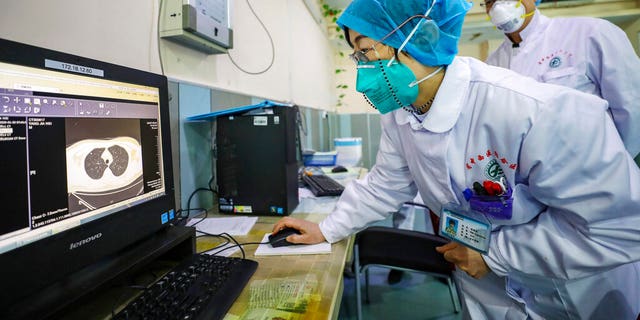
66 118 144 216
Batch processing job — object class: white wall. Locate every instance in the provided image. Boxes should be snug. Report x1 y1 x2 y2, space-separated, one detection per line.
0 0 337 111
334 50 369 114
288 0 337 108
0 0 161 72
160 0 338 110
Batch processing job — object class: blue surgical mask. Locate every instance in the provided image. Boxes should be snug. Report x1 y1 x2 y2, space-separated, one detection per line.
356 60 444 115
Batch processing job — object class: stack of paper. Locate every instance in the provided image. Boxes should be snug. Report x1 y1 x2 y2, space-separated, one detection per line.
186 216 258 236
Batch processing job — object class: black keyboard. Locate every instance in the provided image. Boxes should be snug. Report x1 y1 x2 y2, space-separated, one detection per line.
114 254 258 320
302 174 345 197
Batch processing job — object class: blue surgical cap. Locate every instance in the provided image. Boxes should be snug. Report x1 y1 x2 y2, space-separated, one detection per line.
337 0 473 66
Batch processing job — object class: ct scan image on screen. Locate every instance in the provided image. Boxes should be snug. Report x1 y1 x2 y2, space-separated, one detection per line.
65 118 144 216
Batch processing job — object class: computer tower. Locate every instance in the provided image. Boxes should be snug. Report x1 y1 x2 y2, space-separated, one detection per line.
216 106 300 215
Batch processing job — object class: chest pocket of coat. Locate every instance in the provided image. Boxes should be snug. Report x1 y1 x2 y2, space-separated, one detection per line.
541 66 594 93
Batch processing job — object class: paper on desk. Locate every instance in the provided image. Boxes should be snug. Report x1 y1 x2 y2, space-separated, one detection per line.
239 308 302 320
254 233 331 256
293 195 338 214
247 274 318 316
298 187 315 199
202 242 241 257
186 216 258 236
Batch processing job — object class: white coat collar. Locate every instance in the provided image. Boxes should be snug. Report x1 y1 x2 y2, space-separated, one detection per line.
393 56 469 133
507 10 550 45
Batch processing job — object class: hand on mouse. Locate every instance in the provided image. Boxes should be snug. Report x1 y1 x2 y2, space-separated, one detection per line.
272 217 326 245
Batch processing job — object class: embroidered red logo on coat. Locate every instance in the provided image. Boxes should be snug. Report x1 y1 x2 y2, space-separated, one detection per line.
466 149 517 172
537 49 573 66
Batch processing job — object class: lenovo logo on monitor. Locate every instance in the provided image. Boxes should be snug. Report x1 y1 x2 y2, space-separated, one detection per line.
69 232 102 250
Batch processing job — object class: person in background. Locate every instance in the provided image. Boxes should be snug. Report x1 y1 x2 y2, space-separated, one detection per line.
485 0 640 159
274 0 640 318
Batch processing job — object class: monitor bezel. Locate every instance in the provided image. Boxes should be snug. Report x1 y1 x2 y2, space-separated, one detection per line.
0 37 177 316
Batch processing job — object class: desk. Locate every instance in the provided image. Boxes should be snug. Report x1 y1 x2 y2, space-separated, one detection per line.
199 210 351 320
59 210 351 320
58 169 363 320
200 167 366 319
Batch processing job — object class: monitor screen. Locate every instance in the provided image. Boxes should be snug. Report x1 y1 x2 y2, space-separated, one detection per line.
0 38 176 317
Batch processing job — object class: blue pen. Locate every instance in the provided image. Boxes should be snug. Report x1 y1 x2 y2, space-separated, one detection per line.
462 188 473 201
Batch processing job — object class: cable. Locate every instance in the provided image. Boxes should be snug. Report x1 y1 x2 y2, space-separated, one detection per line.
194 230 269 259
193 231 251 259
176 207 208 217
195 232 232 252
186 189 210 216
403 201 431 210
208 241 268 257
222 232 246 258
156 0 165 76
226 0 276 75
293 105 306 166
178 207 207 225
295 105 308 137
175 176 218 225
173 207 208 226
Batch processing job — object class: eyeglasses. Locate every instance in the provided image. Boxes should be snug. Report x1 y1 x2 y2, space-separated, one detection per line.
349 48 375 64
348 14 431 64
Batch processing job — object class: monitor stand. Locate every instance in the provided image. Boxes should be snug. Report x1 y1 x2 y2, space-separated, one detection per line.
6 226 196 320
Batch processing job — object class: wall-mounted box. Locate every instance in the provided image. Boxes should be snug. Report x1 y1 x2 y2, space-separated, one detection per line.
161 0 233 54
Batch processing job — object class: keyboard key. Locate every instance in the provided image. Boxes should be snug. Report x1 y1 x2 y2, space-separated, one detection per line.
302 174 345 197
114 254 258 320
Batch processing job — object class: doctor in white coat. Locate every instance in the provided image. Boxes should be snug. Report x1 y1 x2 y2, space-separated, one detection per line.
273 0 640 319
485 0 640 159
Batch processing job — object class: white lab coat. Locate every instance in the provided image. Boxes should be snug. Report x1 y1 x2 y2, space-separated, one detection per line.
486 11 640 158
319 56 640 319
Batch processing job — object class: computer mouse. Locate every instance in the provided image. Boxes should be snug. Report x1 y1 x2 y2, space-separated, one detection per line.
331 165 348 173
268 227 301 247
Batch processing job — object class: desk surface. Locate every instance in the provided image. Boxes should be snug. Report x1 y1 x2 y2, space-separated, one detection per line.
63 206 352 320
59 169 363 320
199 168 366 320
199 211 352 320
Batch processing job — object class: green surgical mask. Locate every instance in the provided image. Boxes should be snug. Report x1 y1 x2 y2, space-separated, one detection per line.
356 59 443 114
355 59 418 114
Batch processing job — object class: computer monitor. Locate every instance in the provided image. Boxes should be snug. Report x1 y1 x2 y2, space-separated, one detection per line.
0 38 178 318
